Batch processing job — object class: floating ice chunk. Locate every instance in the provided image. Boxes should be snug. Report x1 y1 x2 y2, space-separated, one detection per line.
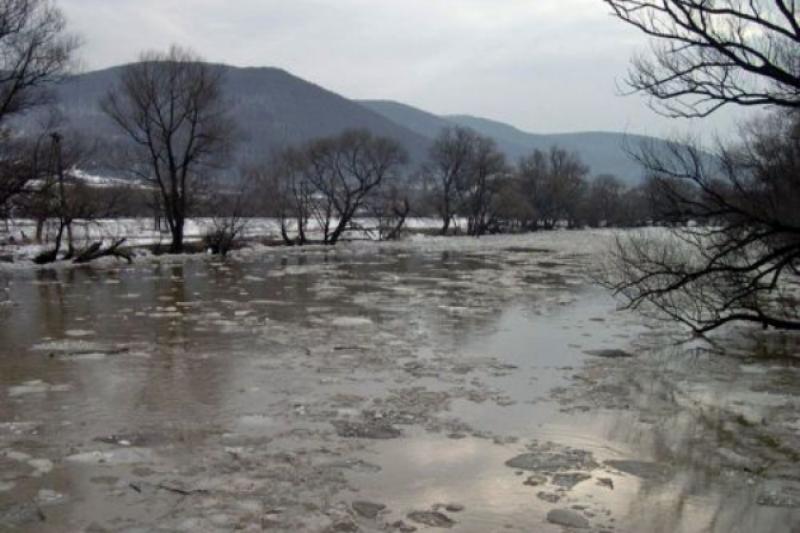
65 447 153 465
8 381 71 397
237 414 276 428
330 317 373 327
35 489 65 505
32 340 106 353
28 458 53 475
65 329 94 337
4 450 31 461
0 422 38 435
64 353 108 361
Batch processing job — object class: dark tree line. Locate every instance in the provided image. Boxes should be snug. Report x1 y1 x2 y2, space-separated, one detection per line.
418 127 659 237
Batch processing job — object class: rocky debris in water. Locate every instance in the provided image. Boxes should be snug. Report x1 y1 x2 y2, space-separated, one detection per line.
432 503 465 513
537 492 561 503
716 446 766 472
370 388 452 427
505 442 598 474
597 477 614 490
552 472 592 489
546 508 590 529
352 501 386 519
407 510 456 528
604 460 669 481
524 474 548 486
328 518 359 531
584 349 634 359
332 420 401 439
391 520 418 532
0 422 39 436
0 503 46 527
28 458 54 476
325 459 382 473
35 489 66 505
757 484 800 508
94 433 161 447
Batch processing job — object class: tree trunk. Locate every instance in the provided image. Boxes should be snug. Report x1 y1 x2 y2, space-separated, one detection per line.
170 218 184 254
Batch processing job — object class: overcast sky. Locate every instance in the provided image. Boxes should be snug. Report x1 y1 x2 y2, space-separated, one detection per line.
59 0 741 138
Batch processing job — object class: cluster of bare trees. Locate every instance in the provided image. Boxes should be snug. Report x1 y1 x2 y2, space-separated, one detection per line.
605 0 800 333
261 125 660 246
265 129 408 245
0 0 128 262
421 129 657 236
423 127 508 236
0 0 77 213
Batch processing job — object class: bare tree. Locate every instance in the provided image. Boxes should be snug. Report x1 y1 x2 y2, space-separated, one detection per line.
605 0 800 333
304 129 408 245
458 136 508 236
203 174 255 257
0 0 78 213
424 127 479 235
518 147 589 230
368 178 414 241
26 130 128 264
0 132 47 220
267 148 317 246
584 174 627 228
605 0 800 118
608 110 800 333
0 0 78 123
102 46 236 253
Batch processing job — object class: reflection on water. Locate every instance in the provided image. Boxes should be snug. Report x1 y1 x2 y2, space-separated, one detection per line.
0 246 797 532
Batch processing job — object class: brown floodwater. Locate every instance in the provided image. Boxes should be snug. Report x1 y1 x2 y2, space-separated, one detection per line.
0 243 798 532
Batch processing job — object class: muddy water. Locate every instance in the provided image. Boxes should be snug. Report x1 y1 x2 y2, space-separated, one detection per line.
0 242 798 532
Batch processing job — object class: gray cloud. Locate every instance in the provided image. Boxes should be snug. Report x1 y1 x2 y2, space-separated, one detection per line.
60 0 742 137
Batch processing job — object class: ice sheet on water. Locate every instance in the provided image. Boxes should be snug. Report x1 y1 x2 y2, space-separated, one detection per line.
8 380 71 397
32 339 106 352
65 447 154 465
329 317 373 328
65 329 94 337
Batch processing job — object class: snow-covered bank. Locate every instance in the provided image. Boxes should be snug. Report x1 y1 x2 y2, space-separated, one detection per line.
0 216 621 267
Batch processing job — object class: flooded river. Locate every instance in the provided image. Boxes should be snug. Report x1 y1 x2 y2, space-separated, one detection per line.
0 233 798 532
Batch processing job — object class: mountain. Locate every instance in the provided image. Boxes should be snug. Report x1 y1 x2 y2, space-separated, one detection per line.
21 64 432 168
355 100 454 140
360 101 660 184
14 62 664 184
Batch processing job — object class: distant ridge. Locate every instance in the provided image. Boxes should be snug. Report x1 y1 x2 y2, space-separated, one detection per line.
24 64 431 168
360 101 663 184
12 62 666 183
